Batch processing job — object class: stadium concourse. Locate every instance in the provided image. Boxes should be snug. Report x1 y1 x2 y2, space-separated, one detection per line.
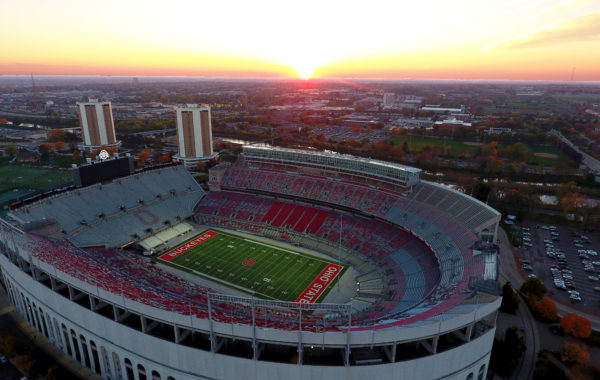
0 147 502 380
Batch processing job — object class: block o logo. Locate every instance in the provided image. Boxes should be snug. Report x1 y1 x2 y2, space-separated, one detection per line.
98 149 110 160
242 258 255 266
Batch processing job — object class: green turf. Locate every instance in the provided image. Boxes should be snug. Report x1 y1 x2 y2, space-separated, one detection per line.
388 135 480 155
0 163 73 205
156 229 346 302
0 164 72 192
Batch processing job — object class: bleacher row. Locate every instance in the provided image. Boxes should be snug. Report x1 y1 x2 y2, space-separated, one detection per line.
408 182 499 231
222 165 498 236
10 166 206 247
221 166 399 218
25 233 335 332
194 190 441 318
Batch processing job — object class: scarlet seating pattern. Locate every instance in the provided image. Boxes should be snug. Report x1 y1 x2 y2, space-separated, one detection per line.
25 233 336 332
221 167 398 218
194 190 441 317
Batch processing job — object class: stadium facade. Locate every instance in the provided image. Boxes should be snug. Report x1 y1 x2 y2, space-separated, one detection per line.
0 147 501 380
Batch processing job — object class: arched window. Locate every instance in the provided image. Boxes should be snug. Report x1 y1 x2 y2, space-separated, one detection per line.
477 364 486 380
124 358 134 380
80 334 91 368
70 329 81 362
112 352 123 380
151 370 161 380
61 323 72 355
89 340 101 374
466 373 474 380
137 364 147 380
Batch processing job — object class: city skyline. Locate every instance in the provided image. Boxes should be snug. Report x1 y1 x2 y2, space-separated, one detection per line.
1 0 600 80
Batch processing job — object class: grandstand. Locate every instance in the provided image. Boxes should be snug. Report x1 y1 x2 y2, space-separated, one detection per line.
9 165 205 248
0 146 501 380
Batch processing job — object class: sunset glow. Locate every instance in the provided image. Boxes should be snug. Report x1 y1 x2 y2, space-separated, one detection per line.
1 0 600 80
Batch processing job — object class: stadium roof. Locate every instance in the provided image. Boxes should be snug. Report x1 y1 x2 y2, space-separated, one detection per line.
243 145 421 174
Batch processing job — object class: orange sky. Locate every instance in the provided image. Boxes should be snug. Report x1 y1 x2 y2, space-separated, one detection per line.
1 0 600 80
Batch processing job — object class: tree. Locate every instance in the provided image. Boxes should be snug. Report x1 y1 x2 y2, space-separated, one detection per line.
38 142 53 157
157 154 172 164
54 141 67 152
520 278 547 300
13 355 36 377
533 298 558 321
196 160 207 171
556 181 577 202
500 281 520 314
534 350 568 380
560 342 590 365
0 332 16 355
489 326 526 378
137 150 150 167
4 145 17 157
72 150 81 163
49 128 66 142
45 367 59 380
560 192 588 219
560 313 592 338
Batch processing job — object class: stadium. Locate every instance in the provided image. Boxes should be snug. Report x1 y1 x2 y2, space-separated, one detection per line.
0 146 501 380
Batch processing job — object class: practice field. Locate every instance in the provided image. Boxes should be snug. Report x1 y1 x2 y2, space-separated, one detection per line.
156 230 345 303
0 164 71 192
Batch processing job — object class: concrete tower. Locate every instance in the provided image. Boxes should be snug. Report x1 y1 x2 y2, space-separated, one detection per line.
174 104 217 169
76 99 120 153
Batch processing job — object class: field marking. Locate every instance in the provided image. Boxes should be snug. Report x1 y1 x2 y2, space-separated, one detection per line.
159 228 344 302
238 236 333 264
295 263 343 303
157 231 218 262
163 260 279 301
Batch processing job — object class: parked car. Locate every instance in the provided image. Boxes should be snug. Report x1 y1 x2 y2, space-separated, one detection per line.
588 276 599 281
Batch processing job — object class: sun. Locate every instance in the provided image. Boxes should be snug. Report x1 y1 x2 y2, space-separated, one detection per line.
293 63 316 80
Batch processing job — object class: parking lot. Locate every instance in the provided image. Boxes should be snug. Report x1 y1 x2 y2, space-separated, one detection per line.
516 222 600 310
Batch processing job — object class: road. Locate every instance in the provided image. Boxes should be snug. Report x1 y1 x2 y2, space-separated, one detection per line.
498 228 539 380
550 129 600 174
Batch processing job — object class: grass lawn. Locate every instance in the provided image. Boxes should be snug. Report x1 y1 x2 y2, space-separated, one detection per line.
529 145 570 166
156 229 345 302
0 164 72 193
389 136 570 166
388 135 481 155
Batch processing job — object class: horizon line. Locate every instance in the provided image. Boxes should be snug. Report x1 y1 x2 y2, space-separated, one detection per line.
1 74 599 84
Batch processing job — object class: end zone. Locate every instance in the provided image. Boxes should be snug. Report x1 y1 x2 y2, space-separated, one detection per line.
295 263 343 303
158 230 218 262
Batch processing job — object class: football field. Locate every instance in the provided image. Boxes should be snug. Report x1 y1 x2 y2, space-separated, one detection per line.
156 229 345 303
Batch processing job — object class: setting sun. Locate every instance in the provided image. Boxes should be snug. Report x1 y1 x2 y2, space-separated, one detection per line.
293 64 316 79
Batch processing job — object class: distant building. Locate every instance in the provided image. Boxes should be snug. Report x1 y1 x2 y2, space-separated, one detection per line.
434 118 472 127
383 93 396 107
76 99 120 153
421 105 466 113
15 149 38 163
486 127 513 135
173 104 218 170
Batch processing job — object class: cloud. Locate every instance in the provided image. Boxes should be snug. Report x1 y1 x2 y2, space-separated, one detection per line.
489 12 600 50
544 0 595 13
